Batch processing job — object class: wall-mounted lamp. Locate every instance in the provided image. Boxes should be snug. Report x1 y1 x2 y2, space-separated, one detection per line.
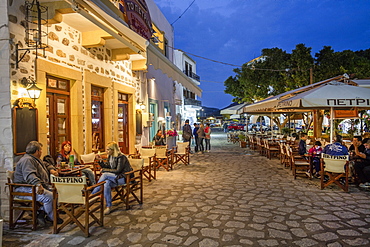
136 100 146 111
21 77 42 103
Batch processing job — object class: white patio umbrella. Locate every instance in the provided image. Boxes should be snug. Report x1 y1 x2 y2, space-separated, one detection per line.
277 81 370 141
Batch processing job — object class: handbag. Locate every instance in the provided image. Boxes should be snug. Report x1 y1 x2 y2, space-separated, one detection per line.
182 131 191 141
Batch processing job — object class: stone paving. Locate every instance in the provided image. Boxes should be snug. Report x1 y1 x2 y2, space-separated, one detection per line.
3 131 370 247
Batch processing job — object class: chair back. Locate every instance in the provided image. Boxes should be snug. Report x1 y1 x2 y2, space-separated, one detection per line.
80 153 96 164
322 154 349 173
176 142 188 154
51 175 86 204
128 158 144 170
139 148 156 165
155 148 168 158
7 170 15 183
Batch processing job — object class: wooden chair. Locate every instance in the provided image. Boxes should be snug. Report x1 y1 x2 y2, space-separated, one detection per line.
6 170 41 230
137 148 156 181
51 175 105 237
287 147 310 179
112 158 143 210
154 146 173 171
80 153 97 182
264 139 279 160
279 142 288 165
320 154 349 192
173 142 190 166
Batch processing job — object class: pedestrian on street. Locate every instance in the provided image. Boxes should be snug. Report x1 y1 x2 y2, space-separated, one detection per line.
205 123 211 152
193 123 199 153
182 119 192 152
197 123 205 154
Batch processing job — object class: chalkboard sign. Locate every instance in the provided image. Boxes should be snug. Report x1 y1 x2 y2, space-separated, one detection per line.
13 107 38 155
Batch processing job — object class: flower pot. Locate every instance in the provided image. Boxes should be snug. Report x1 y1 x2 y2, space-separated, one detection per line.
240 141 247 148
167 136 176 150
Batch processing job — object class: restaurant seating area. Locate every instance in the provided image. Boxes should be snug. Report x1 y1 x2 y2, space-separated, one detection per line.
6 141 191 236
232 132 354 192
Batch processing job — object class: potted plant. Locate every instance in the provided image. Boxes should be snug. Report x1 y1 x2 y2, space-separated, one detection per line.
238 134 247 148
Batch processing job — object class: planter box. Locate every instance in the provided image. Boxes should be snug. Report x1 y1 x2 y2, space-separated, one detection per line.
240 141 247 148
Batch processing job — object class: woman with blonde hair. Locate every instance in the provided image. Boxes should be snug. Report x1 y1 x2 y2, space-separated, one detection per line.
92 141 132 215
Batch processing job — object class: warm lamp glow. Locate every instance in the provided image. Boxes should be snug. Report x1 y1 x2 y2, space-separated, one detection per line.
27 83 42 100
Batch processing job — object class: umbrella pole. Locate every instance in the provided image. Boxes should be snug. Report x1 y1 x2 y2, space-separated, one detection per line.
330 107 334 142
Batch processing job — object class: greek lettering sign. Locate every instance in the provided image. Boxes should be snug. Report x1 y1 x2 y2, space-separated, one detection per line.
326 99 370 106
119 0 153 40
51 175 86 184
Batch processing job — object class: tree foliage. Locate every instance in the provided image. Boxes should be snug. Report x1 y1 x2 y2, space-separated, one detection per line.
224 44 370 103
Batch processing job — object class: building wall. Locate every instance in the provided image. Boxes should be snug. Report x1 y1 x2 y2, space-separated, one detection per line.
0 0 139 218
0 0 12 219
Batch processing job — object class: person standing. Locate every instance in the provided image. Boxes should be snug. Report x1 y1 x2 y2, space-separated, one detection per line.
13 141 63 226
298 133 308 155
197 123 205 154
204 123 211 152
182 119 192 152
193 123 199 153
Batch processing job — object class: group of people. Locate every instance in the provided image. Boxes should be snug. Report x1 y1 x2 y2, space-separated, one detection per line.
182 119 211 154
13 140 133 228
297 132 370 188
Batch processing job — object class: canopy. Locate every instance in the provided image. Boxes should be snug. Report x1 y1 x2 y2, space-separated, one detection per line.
242 75 349 114
278 81 370 141
277 81 370 109
220 103 248 115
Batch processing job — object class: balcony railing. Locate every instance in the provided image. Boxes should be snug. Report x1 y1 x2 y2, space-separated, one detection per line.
183 70 200 82
184 98 201 106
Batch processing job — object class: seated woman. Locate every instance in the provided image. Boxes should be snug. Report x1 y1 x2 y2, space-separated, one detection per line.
92 141 133 215
57 141 96 185
152 130 166 146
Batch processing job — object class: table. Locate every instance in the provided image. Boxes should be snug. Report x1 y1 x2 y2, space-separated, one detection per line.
58 166 88 177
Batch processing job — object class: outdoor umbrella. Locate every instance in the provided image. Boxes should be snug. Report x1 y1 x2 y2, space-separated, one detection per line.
277 81 370 142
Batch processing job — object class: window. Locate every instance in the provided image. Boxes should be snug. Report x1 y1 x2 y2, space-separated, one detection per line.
91 86 104 152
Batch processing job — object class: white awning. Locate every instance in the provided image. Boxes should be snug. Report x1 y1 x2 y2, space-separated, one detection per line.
220 103 248 115
148 45 202 97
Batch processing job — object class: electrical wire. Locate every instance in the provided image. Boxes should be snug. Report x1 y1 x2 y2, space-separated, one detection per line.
171 0 196 26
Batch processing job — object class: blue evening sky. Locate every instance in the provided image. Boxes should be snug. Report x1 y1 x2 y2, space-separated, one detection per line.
153 0 370 109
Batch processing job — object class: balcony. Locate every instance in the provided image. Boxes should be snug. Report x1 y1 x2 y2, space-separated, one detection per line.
184 98 201 106
183 70 200 82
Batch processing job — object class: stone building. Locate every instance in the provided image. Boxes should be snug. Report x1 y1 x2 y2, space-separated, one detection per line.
0 0 200 219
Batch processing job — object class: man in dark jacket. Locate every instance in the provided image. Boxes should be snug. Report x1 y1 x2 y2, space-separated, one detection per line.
14 141 62 226
298 133 308 155
182 119 192 152
193 123 199 153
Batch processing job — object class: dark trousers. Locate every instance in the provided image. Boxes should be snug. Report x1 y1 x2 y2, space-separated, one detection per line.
205 138 211 151
194 136 199 152
197 138 204 152
354 162 370 183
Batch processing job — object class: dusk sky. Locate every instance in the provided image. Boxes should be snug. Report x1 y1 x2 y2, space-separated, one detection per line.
153 0 370 109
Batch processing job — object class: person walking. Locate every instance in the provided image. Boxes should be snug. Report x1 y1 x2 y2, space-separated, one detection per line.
193 123 199 153
204 123 211 152
197 123 205 154
182 119 192 152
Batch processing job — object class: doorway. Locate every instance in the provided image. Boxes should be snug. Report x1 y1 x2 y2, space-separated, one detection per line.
46 76 70 159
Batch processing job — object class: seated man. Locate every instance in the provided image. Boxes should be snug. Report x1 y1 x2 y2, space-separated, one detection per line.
323 135 349 155
353 139 370 188
298 133 308 155
13 141 63 227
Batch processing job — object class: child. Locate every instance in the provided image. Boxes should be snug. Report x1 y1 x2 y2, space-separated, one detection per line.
308 141 323 178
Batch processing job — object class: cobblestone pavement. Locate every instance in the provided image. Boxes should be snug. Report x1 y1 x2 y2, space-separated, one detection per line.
3 131 370 247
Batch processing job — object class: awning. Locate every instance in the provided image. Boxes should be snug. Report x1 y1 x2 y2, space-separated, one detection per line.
148 45 202 97
220 103 248 115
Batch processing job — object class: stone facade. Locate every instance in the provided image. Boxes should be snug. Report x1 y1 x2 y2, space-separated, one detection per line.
0 0 143 219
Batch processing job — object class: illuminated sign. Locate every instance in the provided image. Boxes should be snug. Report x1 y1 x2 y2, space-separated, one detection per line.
119 0 153 40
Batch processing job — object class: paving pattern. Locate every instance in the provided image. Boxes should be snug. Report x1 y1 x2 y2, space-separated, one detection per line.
3 131 370 246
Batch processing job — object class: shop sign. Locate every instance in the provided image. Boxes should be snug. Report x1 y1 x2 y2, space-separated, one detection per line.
334 109 359 119
119 0 153 40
